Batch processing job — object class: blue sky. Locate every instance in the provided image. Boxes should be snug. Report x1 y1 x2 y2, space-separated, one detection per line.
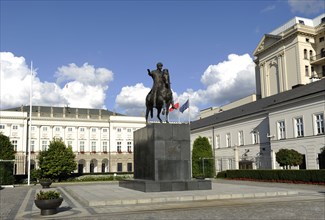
1 0 324 121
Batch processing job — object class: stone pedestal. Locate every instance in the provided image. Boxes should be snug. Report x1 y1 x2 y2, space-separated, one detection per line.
119 123 211 192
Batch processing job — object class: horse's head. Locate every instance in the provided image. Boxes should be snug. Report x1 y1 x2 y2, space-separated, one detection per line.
162 69 170 87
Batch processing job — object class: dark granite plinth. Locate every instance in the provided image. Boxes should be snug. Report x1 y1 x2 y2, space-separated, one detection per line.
119 179 212 192
133 123 191 181
120 123 212 192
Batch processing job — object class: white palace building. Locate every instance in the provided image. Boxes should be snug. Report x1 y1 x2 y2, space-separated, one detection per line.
0 106 146 175
191 13 325 172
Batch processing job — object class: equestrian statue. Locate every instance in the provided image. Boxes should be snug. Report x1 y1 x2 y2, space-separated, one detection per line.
146 62 177 123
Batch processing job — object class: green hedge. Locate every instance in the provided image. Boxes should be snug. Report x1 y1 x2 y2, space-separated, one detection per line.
217 170 325 184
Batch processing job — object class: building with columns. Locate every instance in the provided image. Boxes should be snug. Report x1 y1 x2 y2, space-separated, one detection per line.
254 14 325 99
0 106 146 175
191 14 325 173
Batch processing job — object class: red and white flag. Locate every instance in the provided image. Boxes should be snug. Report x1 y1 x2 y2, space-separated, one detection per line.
169 102 179 112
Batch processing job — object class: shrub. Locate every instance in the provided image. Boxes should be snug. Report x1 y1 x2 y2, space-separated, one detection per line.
0 134 15 185
36 190 61 200
192 136 215 178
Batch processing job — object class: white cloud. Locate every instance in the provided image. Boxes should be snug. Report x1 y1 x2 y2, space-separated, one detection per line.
288 0 325 15
115 53 256 121
0 52 113 110
260 5 276 13
115 83 150 116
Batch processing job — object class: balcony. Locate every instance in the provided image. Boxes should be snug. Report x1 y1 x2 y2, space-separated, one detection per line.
310 52 325 65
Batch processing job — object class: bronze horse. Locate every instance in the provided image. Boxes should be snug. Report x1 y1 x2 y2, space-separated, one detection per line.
146 69 173 123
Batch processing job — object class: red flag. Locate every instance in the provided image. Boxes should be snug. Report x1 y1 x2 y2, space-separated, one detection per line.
169 102 179 112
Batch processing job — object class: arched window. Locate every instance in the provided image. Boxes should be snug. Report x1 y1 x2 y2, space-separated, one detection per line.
304 49 308 59
321 48 325 58
309 50 313 60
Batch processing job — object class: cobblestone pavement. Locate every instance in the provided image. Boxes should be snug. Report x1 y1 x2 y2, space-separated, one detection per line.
0 186 30 220
0 180 324 220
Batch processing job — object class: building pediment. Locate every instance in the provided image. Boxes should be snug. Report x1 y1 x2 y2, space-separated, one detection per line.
253 34 281 56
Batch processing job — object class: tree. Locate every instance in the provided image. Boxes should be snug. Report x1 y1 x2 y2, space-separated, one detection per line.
192 136 215 178
0 133 15 185
276 148 303 169
37 138 77 181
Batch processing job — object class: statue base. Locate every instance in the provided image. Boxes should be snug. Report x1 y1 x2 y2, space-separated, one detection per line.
119 123 211 192
119 179 211 192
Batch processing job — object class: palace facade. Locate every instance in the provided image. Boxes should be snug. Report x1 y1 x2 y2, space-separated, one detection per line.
0 106 146 175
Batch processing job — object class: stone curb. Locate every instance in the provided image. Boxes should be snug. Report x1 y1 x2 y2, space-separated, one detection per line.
87 191 299 207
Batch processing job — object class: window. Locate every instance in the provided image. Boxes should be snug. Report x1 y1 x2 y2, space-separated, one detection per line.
67 141 72 147
117 163 123 172
217 159 222 172
42 126 48 132
278 121 286 139
298 20 305 24
91 128 96 132
13 125 18 130
102 141 108 152
305 65 309 76
304 49 308 59
55 127 60 132
30 140 35 152
305 38 309 42
252 131 259 144
226 133 231 147
228 159 233 170
215 135 220 149
41 140 48 151
127 128 132 133
91 141 96 152
11 140 18 151
80 141 85 152
320 37 324 42
80 127 85 132
0 124 5 129
238 131 244 146
127 163 132 172
68 127 73 132
315 113 324 135
295 117 304 137
117 141 122 153
127 141 132 153
103 128 108 133
117 128 121 132
31 126 35 131
309 50 313 60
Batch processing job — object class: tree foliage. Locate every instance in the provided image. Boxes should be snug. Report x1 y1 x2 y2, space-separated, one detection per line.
0 133 15 185
192 136 215 178
276 148 303 169
37 138 77 181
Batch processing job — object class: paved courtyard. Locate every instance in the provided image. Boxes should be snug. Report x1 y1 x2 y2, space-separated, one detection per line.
1 179 324 219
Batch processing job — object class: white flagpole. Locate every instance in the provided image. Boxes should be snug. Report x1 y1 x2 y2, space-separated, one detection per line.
188 97 190 124
27 61 33 185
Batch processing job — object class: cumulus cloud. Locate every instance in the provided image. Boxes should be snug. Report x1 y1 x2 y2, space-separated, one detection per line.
288 0 325 15
115 53 256 121
0 52 113 109
115 83 150 116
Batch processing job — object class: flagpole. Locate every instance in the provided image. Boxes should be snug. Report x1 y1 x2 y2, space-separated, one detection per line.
27 61 32 185
188 97 190 124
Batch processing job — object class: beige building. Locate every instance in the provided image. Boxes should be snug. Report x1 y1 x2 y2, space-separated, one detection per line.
191 14 325 172
0 106 146 175
254 14 325 99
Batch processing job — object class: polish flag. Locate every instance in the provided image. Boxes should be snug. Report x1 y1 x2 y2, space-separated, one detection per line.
169 102 179 112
